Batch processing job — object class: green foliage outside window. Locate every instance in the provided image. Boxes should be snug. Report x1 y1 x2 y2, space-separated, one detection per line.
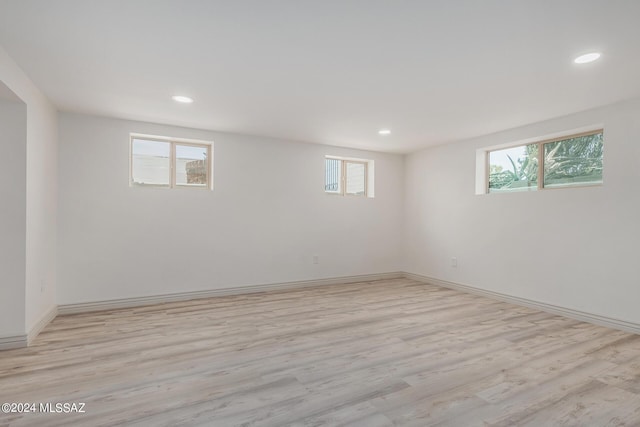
543 133 603 188
488 131 603 192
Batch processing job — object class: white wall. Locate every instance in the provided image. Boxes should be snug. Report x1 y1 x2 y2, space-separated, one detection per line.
0 45 58 337
58 113 404 305
0 98 26 337
24 88 58 332
404 98 640 325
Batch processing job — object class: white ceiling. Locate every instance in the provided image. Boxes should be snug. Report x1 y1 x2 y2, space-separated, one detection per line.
0 0 639 153
0 81 22 102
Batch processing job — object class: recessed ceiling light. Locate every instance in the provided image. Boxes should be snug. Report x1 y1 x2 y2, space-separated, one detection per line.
378 129 391 135
172 95 194 103
574 52 601 64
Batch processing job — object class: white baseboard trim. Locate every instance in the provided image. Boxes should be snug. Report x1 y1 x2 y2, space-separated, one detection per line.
58 272 405 315
0 305 59 351
0 334 28 351
27 305 58 345
5 272 639 348
404 272 640 335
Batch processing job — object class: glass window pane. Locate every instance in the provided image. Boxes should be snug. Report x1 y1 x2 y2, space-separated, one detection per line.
131 139 170 186
325 158 342 193
345 162 366 196
543 132 603 188
176 144 208 187
488 144 538 193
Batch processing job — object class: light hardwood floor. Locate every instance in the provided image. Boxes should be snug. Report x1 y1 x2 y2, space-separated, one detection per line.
1 278 640 426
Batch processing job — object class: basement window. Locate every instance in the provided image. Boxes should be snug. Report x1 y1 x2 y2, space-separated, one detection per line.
324 156 374 197
130 134 212 189
485 129 603 193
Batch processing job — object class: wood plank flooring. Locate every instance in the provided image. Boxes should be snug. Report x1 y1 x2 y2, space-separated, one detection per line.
1 278 640 426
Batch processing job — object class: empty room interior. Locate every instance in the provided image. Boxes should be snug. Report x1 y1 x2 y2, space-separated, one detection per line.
2 1 640 425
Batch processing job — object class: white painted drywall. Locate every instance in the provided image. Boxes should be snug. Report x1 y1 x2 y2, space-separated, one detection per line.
57 113 404 304
23 88 58 333
0 98 26 337
0 45 58 336
403 98 640 325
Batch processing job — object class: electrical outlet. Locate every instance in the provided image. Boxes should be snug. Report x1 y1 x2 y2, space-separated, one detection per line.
451 257 458 268
313 255 319 264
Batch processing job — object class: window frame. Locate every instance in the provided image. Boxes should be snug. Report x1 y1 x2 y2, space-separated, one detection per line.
325 157 369 197
486 129 603 194
130 134 213 190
